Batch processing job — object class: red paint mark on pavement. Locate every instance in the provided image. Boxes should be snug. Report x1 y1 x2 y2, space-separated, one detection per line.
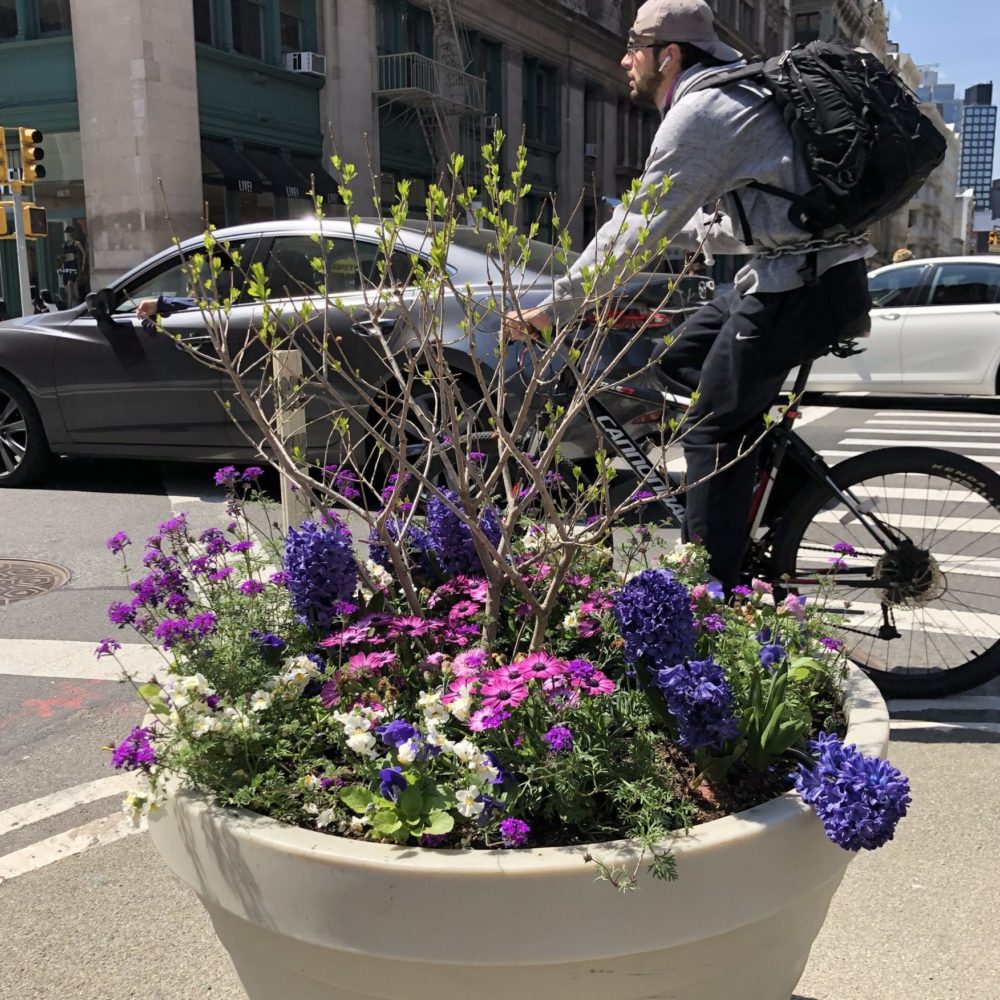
1 680 114 729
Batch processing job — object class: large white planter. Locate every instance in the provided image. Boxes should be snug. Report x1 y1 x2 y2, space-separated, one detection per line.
149 666 889 1000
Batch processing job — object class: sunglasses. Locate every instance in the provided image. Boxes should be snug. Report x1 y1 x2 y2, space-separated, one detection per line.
624 40 671 54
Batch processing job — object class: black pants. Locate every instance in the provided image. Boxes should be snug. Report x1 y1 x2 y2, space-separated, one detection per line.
661 258 871 591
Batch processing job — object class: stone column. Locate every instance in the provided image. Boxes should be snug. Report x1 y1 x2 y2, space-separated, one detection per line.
559 77 585 247
502 47 523 180
600 98 619 220
319 0 378 214
70 0 203 287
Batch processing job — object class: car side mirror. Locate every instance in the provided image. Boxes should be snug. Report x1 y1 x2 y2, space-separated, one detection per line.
85 288 115 321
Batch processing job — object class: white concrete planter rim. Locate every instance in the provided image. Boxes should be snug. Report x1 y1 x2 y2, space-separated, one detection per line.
150 666 889 968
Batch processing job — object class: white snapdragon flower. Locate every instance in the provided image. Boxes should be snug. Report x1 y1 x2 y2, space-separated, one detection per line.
250 690 272 712
348 815 371 833
562 610 581 632
455 786 485 818
278 654 321 695
346 731 378 758
363 558 393 592
221 707 252 734
191 714 222 738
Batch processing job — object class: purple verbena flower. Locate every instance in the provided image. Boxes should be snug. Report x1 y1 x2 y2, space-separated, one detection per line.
832 541 857 557
242 466 264 482
499 817 530 848
795 733 911 851
95 637 122 658
543 725 574 753
820 636 845 652
239 579 265 596
111 726 156 770
105 531 130 554
213 465 239 487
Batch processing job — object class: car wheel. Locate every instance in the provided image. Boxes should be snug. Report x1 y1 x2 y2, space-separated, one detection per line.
0 374 51 488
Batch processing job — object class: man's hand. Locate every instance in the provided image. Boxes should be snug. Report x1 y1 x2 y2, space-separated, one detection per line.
136 299 159 321
502 305 553 342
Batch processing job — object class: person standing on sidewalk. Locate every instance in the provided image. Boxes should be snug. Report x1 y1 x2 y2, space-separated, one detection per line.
505 0 872 591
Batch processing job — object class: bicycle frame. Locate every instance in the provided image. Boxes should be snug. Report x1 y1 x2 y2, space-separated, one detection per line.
591 360 908 584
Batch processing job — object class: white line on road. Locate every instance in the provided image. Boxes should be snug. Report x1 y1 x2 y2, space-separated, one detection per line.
0 639 163 681
890 719 1000 736
840 438 1000 453
866 420 1000 430
0 774 136 837
828 601 1000 639
792 405 837 428
887 696 1000 713
812 510 1000 533
0 812 145 883
849 427 1000 438
874 411 1000 420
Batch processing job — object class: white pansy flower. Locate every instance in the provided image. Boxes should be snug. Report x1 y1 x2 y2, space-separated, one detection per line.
122 791 148 826
397 738 420 765
250 690 272 712
418 689 450 724
303 803 320 816
316 807 337 829
348 815 371 833
222 707 252 733
333 711 371 736
424 726 454 754
301 774 321 790
451 739 483 765
346 731 378 758
455 786 485 818
475 762 500 786
562 610 581 632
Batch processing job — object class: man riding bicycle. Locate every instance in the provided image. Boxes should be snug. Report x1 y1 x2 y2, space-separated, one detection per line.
505 0 872 592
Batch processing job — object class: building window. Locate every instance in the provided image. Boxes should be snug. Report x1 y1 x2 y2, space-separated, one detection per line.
523 59 558 147
231 0 263 59
193 0 213 44
740 0 757 40
280 0 302 51
794 12 820 44
0 0 17 41
38 0 71 34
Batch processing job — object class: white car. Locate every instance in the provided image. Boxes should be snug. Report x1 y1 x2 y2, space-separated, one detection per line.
800 256 1000 395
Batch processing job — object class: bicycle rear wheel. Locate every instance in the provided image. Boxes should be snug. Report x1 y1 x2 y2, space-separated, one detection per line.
770 447 1000 699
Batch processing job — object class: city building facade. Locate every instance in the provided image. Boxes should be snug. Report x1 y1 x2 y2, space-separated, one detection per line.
960 83 997 253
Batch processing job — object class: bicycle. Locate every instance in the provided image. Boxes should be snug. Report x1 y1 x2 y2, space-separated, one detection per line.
591 357 1000 700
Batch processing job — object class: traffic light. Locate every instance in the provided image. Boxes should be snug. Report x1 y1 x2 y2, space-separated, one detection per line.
0 127 8 183
18 127 45 184
23 203 47 237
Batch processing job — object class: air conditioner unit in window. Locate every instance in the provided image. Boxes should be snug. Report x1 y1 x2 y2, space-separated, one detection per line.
285 51 326 77
584 142 599 158
379 172 397 203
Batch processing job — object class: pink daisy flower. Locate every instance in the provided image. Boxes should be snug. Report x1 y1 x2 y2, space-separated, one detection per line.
344 651 396 677
469 708 511 732
478 676 529 712
512 651 567 681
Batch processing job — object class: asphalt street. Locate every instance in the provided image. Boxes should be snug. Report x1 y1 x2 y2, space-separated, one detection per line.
1 407 999 999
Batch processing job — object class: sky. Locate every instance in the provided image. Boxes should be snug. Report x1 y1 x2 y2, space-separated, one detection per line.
886 0 1000 178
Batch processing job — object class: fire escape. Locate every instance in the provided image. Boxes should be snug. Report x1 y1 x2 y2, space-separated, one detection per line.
375 0 490 190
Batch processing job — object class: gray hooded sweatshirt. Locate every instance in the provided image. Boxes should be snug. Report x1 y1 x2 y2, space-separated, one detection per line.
542 62 871 321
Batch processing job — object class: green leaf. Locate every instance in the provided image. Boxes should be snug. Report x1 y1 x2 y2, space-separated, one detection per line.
137 683 161 701
397 785 423 820
338 785 376 815
372 810 403 835
423 810 454 835
789 656 822 682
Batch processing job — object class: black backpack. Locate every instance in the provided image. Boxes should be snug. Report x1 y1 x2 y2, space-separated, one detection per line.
691 41 948 240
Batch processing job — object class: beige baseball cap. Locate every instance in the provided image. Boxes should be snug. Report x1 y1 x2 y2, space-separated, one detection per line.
630 0 743 63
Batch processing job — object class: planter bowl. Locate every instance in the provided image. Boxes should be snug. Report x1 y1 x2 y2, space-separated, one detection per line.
149 666 889 1000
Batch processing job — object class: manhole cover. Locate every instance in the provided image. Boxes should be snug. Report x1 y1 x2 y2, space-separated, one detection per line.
0 560 71 606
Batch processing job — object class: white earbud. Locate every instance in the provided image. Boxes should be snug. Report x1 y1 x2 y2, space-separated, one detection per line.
659 53 673 71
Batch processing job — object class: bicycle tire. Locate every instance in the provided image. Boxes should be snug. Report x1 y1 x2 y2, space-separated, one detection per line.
770 446 1000 699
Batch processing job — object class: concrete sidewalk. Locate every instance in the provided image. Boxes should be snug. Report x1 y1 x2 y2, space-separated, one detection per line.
1 731 996 999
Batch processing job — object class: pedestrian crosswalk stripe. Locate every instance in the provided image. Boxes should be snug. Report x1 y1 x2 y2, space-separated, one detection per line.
0 774 135 837
812 509 1000 533
0 812 144 883
873 411 1000 420
887 696 1000 712
822 600 1000 639
851 427 1000 438
889 719 1000 736
866 419 1000 429
840 437 1000 452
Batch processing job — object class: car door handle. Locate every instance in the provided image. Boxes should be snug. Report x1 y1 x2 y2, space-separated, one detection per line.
880 313 901 321
352 317 397 336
